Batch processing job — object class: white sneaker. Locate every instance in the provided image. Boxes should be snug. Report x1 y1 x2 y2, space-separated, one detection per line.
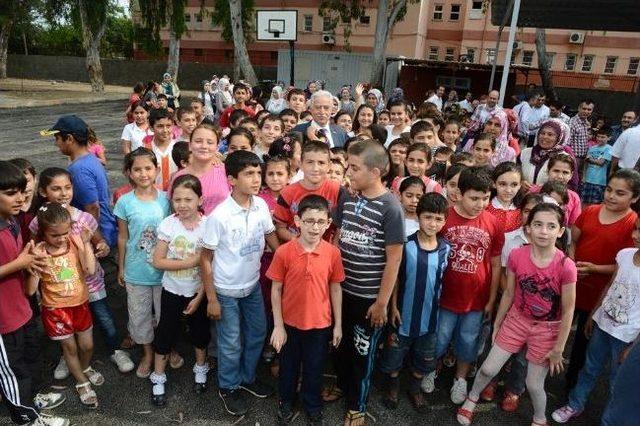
193 363 210 384
33 392 66 410
30 413 70 426
450 377 468 405
110 350 135 373
421 371 437 393
53 357 69 380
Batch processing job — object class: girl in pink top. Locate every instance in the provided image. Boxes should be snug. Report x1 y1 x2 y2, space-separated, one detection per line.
391 143 442 194
171 124 229 215
457 203 577 426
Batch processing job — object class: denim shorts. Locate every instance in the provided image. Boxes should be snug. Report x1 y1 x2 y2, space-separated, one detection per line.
435 308 484 363
380 329 437 375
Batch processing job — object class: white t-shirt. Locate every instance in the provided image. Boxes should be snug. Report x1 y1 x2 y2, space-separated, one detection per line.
200 195 275 296
593 248 640 343
121 122 153 151
384 124 411 148
426 94 443 111
501 227 528 267
404 218 419 237
612 127 640 169
156 214 207 297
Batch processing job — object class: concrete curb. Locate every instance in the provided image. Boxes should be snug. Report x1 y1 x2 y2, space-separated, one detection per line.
0 94 128 109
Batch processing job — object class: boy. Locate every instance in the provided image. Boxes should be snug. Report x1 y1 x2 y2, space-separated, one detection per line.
200 150 280 416
156 93 169 111
384 100 411 148
171 140 191 171
279 108 299 133
142 108 177 191
442 119 462 151
329 140 405 424
267 195 344 425
273 141 343 242
174 107 198 142
254 114 284 160
219 83 256 129
189 98 206 124
582 126 612 205
410 120 442 149
435 166 504 404
0 161 68 425
218 109 252 155
44 115 117 248
286 88 307 117
381 192 450 412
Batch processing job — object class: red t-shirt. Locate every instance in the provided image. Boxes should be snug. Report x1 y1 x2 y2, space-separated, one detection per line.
439 207 505 313
486 202 521 233
219 105 256 129
574 205 637 311
273 179 342 240
266 239 345 330
0 218 32 334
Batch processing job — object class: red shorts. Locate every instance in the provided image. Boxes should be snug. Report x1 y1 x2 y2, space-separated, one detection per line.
42 303 93 340
495 308 560 365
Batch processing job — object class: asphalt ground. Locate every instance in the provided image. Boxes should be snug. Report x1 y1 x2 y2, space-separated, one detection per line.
0 102 608 425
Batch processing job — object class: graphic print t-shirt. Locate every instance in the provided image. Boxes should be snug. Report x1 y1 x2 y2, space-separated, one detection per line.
40 238 88 308
508 245 577 321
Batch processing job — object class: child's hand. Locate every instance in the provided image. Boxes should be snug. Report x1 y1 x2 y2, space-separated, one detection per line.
366 301 388 328
545 348 565 376
332 325 342 348
306 123 320 142
390 308 402 328
619 345 632 364
270 326 287 353
211 152 224 166
185 253 201 268
207 299 222 320
117 269 125 287
576 261 596 276
78 224 93 244
183 292 203 315
355 82 364 98
483 301 495 321
20 241 48 274
521 180 533 192
94 240 110 258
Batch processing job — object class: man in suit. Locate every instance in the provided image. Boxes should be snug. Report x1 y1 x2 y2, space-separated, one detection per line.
293 90 348 148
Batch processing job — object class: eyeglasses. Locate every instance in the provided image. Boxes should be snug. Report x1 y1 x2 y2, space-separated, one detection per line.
301 219 329 227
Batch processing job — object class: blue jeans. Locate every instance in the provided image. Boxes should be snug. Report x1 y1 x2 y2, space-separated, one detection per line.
569 324 627 412
216 285 266 391
602 341 640 426
89 298 118 354
380 329 437 376
436 308 484 363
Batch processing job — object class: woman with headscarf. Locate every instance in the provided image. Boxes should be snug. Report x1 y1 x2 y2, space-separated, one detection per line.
198 80 216 120
304 80 320 99
337 86 356 115
463 109 516 167
366 88 385 114
519 118 578 191
160 72 180 109
266 85 286 114
444 89 459 111
388 87 405 103
214 77 233 121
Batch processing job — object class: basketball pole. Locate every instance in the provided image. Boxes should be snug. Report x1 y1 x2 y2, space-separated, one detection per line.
289 40 295 86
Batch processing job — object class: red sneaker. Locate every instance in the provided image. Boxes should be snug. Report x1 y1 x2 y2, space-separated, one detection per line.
501 391 520 412
479 380 498 402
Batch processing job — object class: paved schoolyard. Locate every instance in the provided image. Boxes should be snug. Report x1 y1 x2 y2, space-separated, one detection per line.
0 102 607 425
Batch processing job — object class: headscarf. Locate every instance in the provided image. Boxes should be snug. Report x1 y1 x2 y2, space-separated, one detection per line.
529 119 575 184
389 87 405 103
266 86 286 114
486 109 515 166
216 77 233 108
368 88 385 113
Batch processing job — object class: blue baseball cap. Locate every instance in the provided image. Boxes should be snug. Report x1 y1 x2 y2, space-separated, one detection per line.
40 115 88 141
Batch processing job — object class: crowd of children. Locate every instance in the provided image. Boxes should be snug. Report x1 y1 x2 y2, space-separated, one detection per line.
1 79 639 426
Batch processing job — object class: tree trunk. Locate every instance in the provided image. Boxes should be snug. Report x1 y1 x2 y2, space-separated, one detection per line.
229 0 257 85
233 58 241 82
369 0 406 88
535 28 558 102
167 30 180 82
0 18 14 79
78 0 107 93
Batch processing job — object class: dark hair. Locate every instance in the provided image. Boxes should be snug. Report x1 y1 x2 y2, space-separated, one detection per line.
239 117 259 129
330 146 346 157
352 104 377 133
230 109 251 127
0 161 27 192
388 137 411 152
580 98 595 107
149 108 173 126
32 167 71 213
36 202 71 239
540 180 569 205
133 82 145 94
458 166 492 195
286 88 305 101
9 158 36 178
279 108 299 120
518 192 545 210
445 163 467 182
233 83 249 94
450 151 473 165
124 147 157 173
434 146 454 158
156 93 168 100
399 175 426 194
176 106 196 121
268 135 301 162
596 125 612 136
264 154 292 180
297 194 330 218
410 120 436 139
133 100 151 112
369 123 388 146
330 158 346 171
171 141 190 169
334 110 352 123
525 202 568 252
473 132 497 150
190 123 220 145
387 99 407 110
610 169 640 198
300 111 312 120
406 143 433 164
419 110 445 129
549 99 564 110
190 97 204 107
347 139 390 178
225 149 261 178
255 110 271 126
378 110 390 119
302 140 331 160
260 114 284 130
547 153 575 173
492 162 521 182
171 173 202 198
227 127 256 148
416 192 449 217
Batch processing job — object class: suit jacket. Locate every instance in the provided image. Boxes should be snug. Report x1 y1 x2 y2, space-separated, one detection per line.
293 121 348 148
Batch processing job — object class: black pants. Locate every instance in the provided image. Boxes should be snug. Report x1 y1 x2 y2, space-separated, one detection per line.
566 308 590 390
0 317 41 424
334 293 383 413
279 325 330 416
153 289 210 355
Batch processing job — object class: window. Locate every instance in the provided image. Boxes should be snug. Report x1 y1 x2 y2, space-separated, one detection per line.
604 56 618 74
194 48 203 56
428 46 439 61
510 50 518 65
581 55 594 72
546 52 556 68
196 13 202 23
471 1 483 10
450 4 461 20
184 13 191 22
304 15 313 32
465 48 476 63
522 50 534 66
470 1 484 19
436 76 471 90
322 16 333 32
445 47 455 62
433 4 444 20
564 53 577 71
486 48 497 65
628 58 640 75
359 15 371 25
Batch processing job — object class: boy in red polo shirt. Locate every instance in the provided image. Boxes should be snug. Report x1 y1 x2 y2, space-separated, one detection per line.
267 195 344 425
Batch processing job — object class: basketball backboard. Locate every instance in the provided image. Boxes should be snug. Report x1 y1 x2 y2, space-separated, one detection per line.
256 10 298 41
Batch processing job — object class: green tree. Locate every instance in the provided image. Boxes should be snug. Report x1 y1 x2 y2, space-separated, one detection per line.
0 0 41 78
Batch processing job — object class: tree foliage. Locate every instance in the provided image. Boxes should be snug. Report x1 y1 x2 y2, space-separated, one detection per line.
210 0 254 43
135 0 187 56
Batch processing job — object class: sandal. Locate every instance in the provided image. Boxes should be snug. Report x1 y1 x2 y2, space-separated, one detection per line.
83 366 104 386
456 397 478 426
322 383 344 403
136 362 151 379
169 351 184 369
344 410 365 426
75 382 98 409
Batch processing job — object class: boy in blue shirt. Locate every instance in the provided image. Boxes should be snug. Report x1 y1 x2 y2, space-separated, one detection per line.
582 126 612 205
380 192 451 412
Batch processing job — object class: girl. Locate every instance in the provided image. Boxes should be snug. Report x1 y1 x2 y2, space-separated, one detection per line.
114 148 171 379
198 80 216 121
26 202 103 409
30 167 133 380
470 133 496 169
444 163 467 207
540 180 569 210
391 144 443 194
329 159 347 185
259 155 291 214
121 101 153 154
351 104 377 137
378 110 391 126
399 176 426 237
226 127 255 155
267 135 302 183
442 119 462 152
387 138 410 187
457 203 577 426
487 162 522 233
334 110 353 134
464 110 516 167
530 153 581 227
150 175 210 407
338 86 356 115
87 128 107 166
